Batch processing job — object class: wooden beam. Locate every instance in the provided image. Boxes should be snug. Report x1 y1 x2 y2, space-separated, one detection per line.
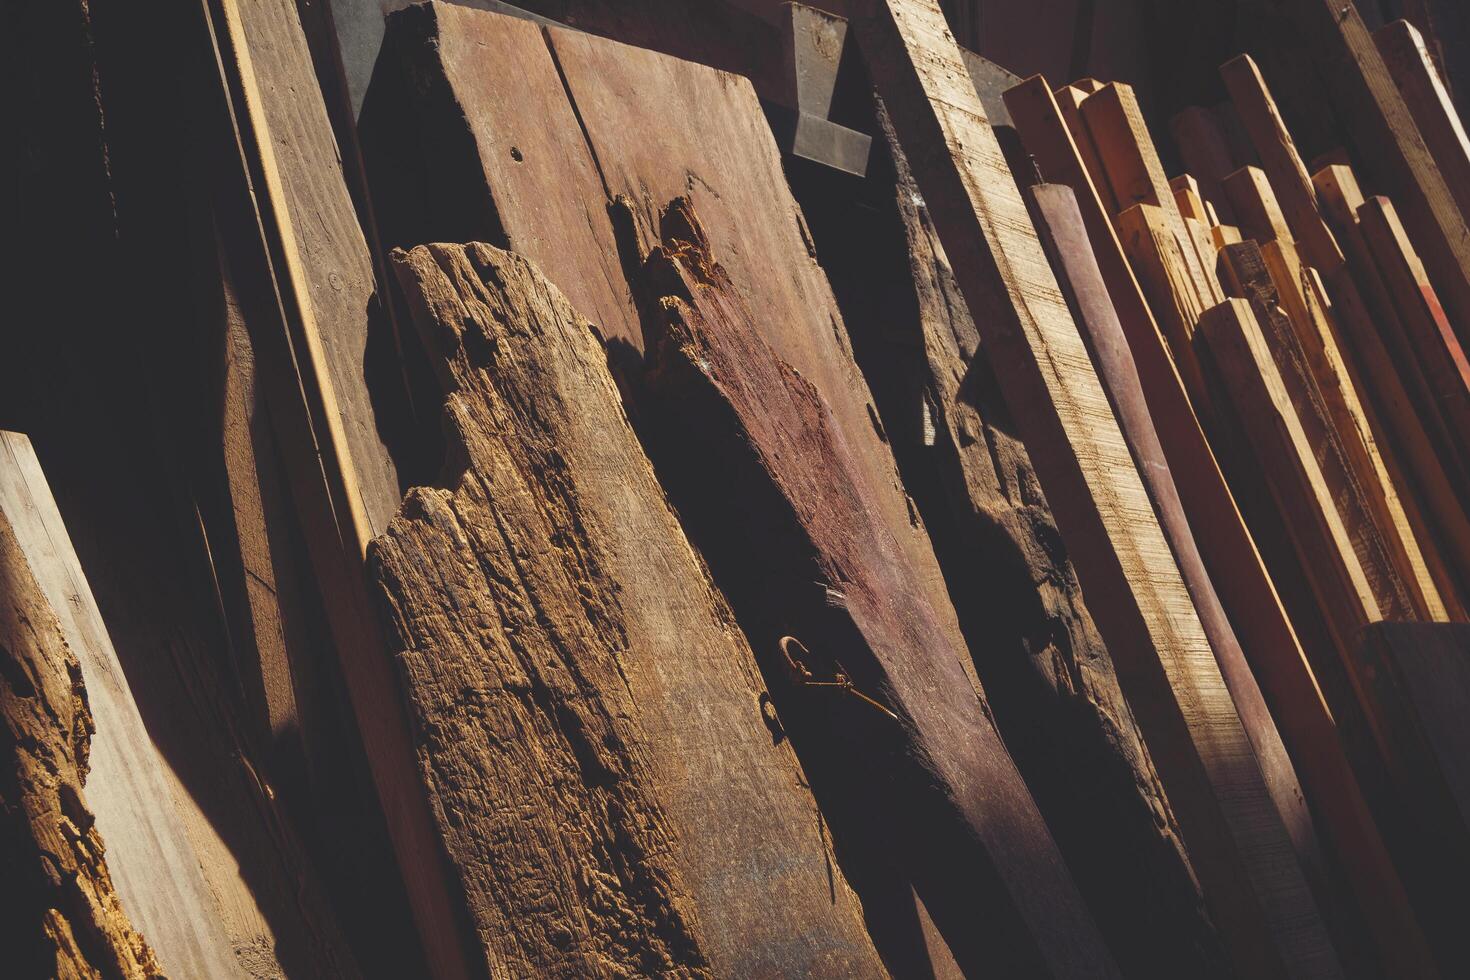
1170 106 1240 223
1223 165 1295 245
1220 53 1345 273
1004 72 1431 976
1282 0 1470 339
1115 202 1213 403
1082 81 1216 305
0 432 239 978
1053 82 1118 215
855 4 1340 975
1375 20 1470 239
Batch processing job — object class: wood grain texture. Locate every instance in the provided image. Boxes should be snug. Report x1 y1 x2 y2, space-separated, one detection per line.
793 100 1226 978
634 212 1115 978
379 242 884 979
0 432 241 979
852 3 1340 976
1 506 163 980
1283 0 1470 337
1375 20 1470 248
1220 54 1345 273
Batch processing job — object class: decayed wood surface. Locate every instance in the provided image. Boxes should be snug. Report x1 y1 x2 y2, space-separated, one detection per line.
378 242 885 978
0 432 240 979
634 212 1116 978
1 506 162 979
851 3 1340 976
795 102 1225 978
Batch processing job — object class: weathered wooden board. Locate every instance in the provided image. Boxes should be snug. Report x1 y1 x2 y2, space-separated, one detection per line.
851 2 1341 976
0 432 240 979
1282 0 1470 337
794 99 1226 978
1376 20 1470 242
633 211 1115 978
379 242 884 978
1 504 163 979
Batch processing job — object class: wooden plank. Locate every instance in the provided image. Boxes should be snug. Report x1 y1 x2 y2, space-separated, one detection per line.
1213 224 1244 249
382 242 885 978
818 104 1226 978
1376 20 1470 236
854 3 1341 975
1082 81 1216 304
1029 182 1327 916
634 203 1116 978
1358 195 1470 465
197 1 471 974
1170 106 1240 223
1315 165 1470 607
1220 241 1418 624
1115 203 1212 405
1220 53 1345 273
1008 65 1431 979
1172 174 1210 222
1223 165 1295 245
0 432 240 979
1282 0 1470 338
1054 83 1119 215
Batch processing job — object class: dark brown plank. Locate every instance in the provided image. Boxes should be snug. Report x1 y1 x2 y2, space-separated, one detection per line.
634 208 1116 978
381 242 885 978
851 3 1341 975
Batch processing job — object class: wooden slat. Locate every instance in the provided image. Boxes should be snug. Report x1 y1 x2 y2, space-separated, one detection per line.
0 432 239 979
1282 0 1470 338
1030 181 1327 922
1005 67 1433 979
857 3 1340 975
1082 81 1216 305
1376 20 1470 237
1221 241 1418 624
1223 165 1295 245
1220 53 1345 273
1054 83 1119 215
198 1 471 974
1315 165 1470 607
1358 195 1470 466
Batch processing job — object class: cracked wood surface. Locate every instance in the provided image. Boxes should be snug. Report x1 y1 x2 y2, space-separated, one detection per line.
380 242 886 979
633 212 1116 979
1 507 162 980
851 1 1341 976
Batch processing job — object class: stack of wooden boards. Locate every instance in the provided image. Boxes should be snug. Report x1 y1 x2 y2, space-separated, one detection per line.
5 0 1470 977
1004 16 1470 977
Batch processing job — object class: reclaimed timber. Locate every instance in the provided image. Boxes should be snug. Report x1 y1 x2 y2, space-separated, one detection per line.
1001 85 1404 963
1170 106 1240 223
1172 174 1210 222
1029 182 1327 910
1220 241 1418 624
634 212 1117 978
1115 203 1212 405
1055 83 1118 215
797 101 1226 977
1357 195 1470 466
1316 165 1470 606
1282 0 1470 338
1 506 164 980
1258 243 1448 621
198 0 469 974
1220 54 1345 272
0 433 241 978
1082 81 1216 304
1213 224 1244 249
381 242 885 978
853 3 1341 975
1223 165 1295 245
1376 21 1470 236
